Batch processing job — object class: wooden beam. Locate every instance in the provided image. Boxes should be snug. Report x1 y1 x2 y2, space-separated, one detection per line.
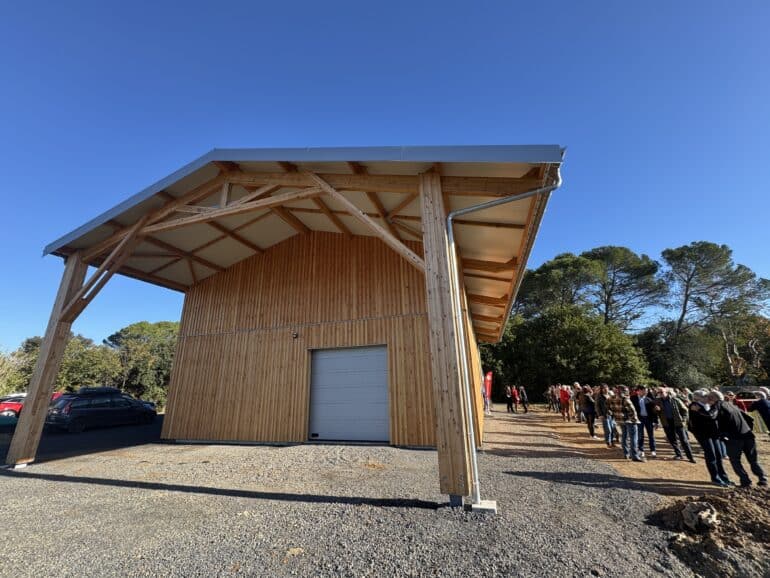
131 252 178 258
205 221 264 254
347 161 367 174
58 245 187 292
149 257 182 276
83 174 226 262
463 271 511 283
219 181 230 208
391 218 422 239
213 160 241 173
312 197 352 238
467 293 509 307
391 220 422 241
186 259 198 285
473 314 504 323
229 184 281 207
418 172 472 497
153 189 260 253
280 206 379 220
346 161 402 240
185 211 273 256
387 193 418 217
142 187 323 235
307 173 425 273
142 236 224 273
6 254 88 466
271 206 310 234
278 161 298 173
118 264 187 292
60 216 149 323
366 191 402 240
453 219 526 230
463 257 517 273
226 172 544 198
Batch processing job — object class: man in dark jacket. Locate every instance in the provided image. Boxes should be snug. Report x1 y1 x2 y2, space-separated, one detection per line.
631 385 657 458
707 391 768 487
688 390 731 486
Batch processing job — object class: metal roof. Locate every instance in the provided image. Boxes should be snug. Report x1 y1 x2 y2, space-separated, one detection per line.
45 145 562 255
43 144 564 342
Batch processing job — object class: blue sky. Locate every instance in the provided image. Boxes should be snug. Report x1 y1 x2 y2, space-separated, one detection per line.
1 1 768 350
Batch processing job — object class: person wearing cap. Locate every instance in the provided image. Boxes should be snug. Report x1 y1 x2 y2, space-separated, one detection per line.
707 390 768 488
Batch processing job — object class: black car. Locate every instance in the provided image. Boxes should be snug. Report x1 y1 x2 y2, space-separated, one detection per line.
46 387 156 433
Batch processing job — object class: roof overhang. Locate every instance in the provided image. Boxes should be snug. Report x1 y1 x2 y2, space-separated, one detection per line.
45 145 564 342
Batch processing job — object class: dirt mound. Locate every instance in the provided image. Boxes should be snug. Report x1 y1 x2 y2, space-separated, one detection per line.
649 487 770 577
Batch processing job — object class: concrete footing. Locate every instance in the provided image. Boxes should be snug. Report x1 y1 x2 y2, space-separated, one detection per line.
467 499 498 514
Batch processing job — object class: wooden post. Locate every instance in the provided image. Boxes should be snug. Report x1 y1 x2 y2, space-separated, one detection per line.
5 254 88 467
419 172 472 498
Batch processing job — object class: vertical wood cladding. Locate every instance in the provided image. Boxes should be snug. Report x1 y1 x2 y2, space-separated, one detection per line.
162 231 436 446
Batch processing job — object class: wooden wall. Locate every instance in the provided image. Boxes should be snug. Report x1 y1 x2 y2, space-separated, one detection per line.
161 231 437 446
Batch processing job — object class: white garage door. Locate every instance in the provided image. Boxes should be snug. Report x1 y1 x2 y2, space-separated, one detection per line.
308 346 389 442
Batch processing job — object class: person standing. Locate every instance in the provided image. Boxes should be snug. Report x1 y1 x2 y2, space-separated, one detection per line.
707 390 768 487
615 386 644 461
631 385 657 458
749 391 770 435
580 385 598 439
511 385 520 413
518 386 529 414
597 384 617 448
653 387 695 463
482 384 491 416
688 390 732 486
559 385 572 422
573 382 584 423
505 385 513 413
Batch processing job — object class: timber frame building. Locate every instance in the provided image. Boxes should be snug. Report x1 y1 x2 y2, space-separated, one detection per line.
7 145 563 504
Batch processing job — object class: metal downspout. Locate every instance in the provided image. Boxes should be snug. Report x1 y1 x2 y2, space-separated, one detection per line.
446 165 562 506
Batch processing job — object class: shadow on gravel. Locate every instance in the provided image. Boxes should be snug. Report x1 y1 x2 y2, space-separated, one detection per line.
504 470 716 496
0 469 442 510
0 418 164 465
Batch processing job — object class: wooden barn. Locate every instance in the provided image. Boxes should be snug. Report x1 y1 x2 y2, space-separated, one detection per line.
7 145 563 505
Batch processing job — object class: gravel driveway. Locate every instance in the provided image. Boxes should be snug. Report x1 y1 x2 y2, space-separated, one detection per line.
0 411 691 577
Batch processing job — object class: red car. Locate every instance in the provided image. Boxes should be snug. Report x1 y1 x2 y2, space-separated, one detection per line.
0 392 64 418
732 391 760 412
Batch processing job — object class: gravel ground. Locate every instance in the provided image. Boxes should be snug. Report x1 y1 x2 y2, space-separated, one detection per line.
0 411 692 577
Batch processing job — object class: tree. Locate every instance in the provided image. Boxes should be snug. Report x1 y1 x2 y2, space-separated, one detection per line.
4 334 121 393
514 253 600 317
104 321 179 406
481 307 649 401
0 351 23 396
581 246 667 329
636 322 727 390
661 241 770 339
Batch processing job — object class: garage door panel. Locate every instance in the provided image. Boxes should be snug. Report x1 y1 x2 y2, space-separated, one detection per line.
309 346 389 442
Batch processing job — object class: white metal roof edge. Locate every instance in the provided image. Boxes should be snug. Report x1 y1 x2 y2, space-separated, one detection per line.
44 144 563 256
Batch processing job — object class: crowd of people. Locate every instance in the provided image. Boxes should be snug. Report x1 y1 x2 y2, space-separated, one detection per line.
543 382 770 488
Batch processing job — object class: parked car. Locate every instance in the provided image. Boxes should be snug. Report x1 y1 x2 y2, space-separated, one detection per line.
0 392 65 418
733 390 761 412
46 387 156 433
0 395 26 418
140 400 157 412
